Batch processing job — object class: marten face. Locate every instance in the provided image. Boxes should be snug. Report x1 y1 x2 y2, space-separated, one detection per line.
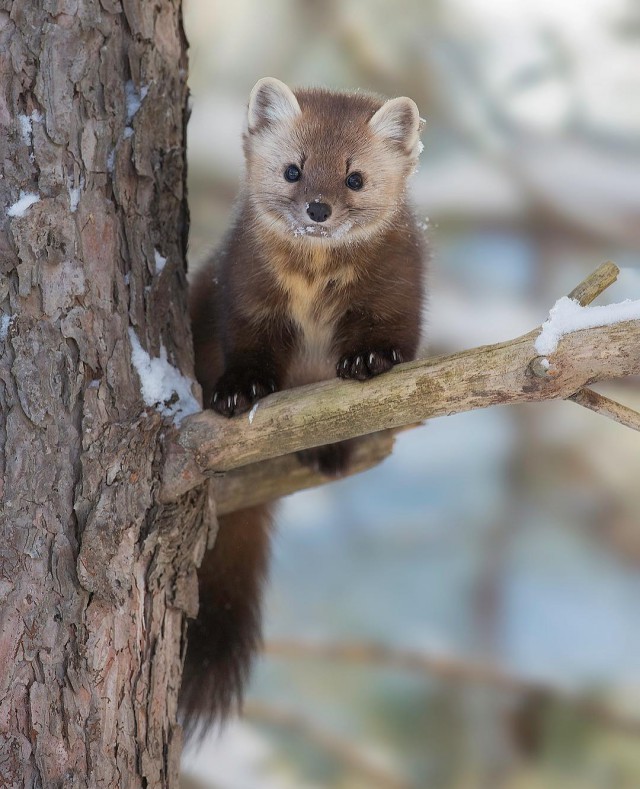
243 78 424 245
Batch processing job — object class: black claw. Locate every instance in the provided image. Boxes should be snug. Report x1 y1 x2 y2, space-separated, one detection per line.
209 369 279 418
337 348 402 381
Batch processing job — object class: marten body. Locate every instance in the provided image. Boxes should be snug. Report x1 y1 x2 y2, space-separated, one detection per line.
182 78 427 736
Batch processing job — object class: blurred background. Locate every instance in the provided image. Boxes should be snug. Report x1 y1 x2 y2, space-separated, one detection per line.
181 1 640 786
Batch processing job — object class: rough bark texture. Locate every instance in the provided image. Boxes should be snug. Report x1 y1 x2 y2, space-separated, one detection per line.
0 2 205 786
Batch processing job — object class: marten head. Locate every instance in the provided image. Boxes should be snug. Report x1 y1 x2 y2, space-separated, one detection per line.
243 78 424 245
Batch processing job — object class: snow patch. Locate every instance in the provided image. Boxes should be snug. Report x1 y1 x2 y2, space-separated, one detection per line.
67 175 84 213
7 192 40 218
18 111 42 146
0 314 13 340
68 187 81 212
535 296 640 355
332 219 354 239
128 329 200 424
125 81 149 122
154 249 167 274
105 84 148 176
18 115 32 144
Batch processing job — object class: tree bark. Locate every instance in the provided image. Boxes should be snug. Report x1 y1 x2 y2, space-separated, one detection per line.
0 2 205 786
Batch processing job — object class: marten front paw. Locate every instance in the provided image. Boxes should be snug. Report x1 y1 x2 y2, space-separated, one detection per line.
336 348 403 381
209 370 277 417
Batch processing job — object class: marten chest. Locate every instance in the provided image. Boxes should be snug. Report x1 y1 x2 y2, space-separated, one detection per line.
273 265 353 388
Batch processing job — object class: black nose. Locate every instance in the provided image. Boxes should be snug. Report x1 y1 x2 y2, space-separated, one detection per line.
306 202 332 223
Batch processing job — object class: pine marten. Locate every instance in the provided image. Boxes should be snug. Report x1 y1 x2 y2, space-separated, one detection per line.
182 78 427 737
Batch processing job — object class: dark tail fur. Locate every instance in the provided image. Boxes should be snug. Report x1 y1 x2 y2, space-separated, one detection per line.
179 503 274 738
181 267 275 737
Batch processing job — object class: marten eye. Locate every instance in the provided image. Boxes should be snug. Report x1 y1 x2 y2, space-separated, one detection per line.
284 164 301 183
346 172 364 190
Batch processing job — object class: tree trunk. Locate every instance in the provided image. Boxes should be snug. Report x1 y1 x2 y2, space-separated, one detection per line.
0 2 205 786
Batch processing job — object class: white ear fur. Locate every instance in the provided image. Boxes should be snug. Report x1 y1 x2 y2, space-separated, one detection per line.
369 96 423 158
247 77 301 131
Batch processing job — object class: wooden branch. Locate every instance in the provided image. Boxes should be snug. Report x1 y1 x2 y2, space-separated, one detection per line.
563 261 640 430
264 639 640 738
243 702 411 789
569 388 640 432
567 259 619 306
211 429 397 516
265 638 542 691
160 261 640 501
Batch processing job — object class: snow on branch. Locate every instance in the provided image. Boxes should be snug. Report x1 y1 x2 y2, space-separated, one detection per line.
161 261 640 503
535 296 640 355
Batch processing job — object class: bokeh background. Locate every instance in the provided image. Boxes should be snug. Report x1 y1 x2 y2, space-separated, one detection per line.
180 1 640 787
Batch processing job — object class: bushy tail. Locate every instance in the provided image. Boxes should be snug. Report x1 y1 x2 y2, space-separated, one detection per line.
179 503 274 740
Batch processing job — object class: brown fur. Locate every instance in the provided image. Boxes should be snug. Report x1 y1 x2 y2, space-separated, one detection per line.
181 79 427 735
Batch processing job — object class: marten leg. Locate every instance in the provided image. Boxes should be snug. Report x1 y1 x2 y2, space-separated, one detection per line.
210 319 294 417
297 439 357 477
211 350 281 417
333 306 419 382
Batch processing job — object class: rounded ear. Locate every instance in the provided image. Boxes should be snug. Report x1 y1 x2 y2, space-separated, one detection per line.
369 96 423 158
247 77 301 132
